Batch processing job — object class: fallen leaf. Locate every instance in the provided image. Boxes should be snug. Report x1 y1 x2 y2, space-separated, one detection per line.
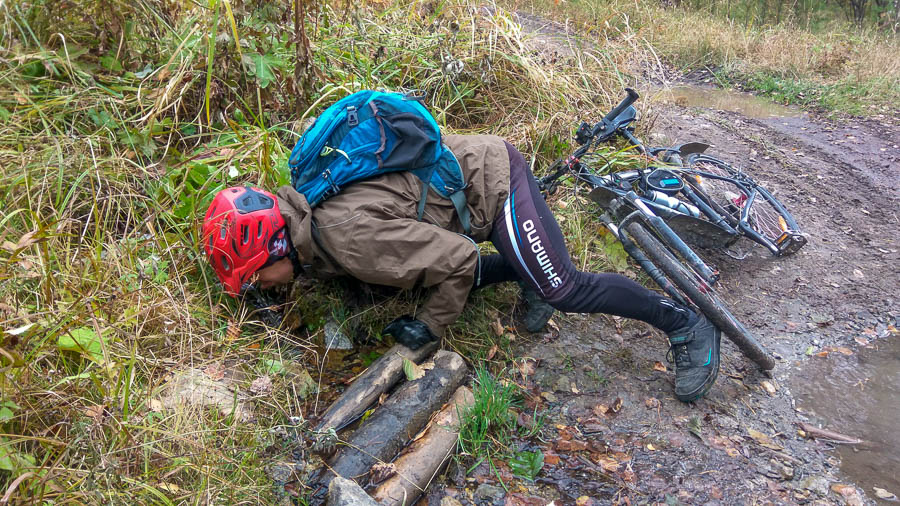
595 456 619 472
157 482 182 493
761 380 777 395
486 344 499 361
204 362 226 381
402 357 425 381
556 439 588 452
725 447 740 458
250 375 273 395
4 323 35 336
541 391 557 402
687 416 702 438
611 397 623 413
543 453 560 466
575 497 593 506
491 319 504 336
646 443 656 451
593 404 609 416
834 346 853 356
873 487 898 501
815 350 829 358
149 399 163 411
226 322 241 342
832 484 863 506
652 361 667 372
854 337 870 346
644 397 659 409
518 359 536 376
16 230 41 249
748 428 783 450
83 404 105 421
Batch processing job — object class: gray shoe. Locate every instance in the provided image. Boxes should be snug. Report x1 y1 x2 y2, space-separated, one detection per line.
667 314 721 402
520 285 555 332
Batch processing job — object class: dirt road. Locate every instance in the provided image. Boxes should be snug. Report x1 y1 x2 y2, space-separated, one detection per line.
426 92 900 505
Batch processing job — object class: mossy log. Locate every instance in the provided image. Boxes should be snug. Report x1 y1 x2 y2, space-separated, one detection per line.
311 350 467 498
314 341 439 432
371 385 475 506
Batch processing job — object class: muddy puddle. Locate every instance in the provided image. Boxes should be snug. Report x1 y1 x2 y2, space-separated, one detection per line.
647 85 802 118
790 337 900 501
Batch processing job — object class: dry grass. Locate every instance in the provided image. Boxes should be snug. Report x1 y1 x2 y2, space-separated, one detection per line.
509 0 900 114
0 0 632 502
5 0 894 502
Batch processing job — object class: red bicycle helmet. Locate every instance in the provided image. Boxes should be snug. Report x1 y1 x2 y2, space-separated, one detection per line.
202 186 289 296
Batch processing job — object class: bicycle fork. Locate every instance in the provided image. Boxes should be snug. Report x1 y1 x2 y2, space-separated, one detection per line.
617 192 720 286
599 211 690 308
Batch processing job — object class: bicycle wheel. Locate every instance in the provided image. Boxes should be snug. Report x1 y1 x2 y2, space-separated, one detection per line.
623 220 776 371
684 154 806 256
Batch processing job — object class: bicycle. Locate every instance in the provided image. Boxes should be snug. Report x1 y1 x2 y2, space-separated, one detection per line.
543 88 807 259
537 88 804 371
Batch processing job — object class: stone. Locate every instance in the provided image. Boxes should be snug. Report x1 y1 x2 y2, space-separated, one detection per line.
440 497 464 506
324 320 353 350
327 476 379 506
554 374 572 392
474 483 506 502
798 475 830 496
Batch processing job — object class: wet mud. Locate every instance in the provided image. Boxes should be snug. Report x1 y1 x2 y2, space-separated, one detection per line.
424 84 899 505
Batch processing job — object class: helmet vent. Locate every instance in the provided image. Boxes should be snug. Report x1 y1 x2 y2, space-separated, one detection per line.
257 221 263 238
221 256 230 271
241 225 249 244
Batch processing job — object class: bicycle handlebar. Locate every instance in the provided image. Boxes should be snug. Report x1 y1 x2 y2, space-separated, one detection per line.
602 88 639 125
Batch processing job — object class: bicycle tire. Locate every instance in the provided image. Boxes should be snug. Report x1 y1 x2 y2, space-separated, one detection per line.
623 221 776 371
684 154 805 256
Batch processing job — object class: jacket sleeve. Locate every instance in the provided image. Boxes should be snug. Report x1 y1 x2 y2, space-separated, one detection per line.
318 211 479 338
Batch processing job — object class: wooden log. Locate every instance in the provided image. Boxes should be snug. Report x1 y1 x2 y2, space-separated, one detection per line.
311 350 467 499
315 341 439 432
371 385 475 506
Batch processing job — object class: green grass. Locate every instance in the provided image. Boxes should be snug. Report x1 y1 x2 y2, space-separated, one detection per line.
456 367 542 472
3 0 896 501
0 0 622 501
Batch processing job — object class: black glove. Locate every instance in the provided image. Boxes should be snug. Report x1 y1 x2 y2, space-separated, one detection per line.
383 316 437 350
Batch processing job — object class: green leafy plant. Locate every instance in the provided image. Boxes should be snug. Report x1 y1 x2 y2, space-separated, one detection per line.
508 449 544 481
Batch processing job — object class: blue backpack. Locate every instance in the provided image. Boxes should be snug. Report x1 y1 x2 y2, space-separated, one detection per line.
288 90 471 234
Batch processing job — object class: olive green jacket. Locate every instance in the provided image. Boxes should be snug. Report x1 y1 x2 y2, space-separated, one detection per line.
276 134 511 337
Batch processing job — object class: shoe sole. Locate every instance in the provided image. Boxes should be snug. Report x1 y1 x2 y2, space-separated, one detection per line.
676 333 722 403
524 307 555 332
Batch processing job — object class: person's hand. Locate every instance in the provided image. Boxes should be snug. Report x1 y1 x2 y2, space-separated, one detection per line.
382 316 437 350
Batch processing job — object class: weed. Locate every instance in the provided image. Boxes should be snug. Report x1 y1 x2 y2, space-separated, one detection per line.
457 367 541 462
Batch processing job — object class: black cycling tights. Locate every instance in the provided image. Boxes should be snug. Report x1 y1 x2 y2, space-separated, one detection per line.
475 142 692 334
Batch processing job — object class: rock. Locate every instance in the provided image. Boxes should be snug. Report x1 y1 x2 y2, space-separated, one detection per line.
798 475 830 496
324 320 353 350
474 483 506 502
286 365 318 400
267 463 292 483
161 368 253 422
554 374 572 392
769 459 794 480
440 497 464 506
327 476 379 506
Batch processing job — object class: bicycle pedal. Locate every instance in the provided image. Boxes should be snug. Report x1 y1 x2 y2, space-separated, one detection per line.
775 231 808 256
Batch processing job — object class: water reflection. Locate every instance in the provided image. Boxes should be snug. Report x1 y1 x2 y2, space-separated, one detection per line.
647 85 802 118
790 337 900 501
